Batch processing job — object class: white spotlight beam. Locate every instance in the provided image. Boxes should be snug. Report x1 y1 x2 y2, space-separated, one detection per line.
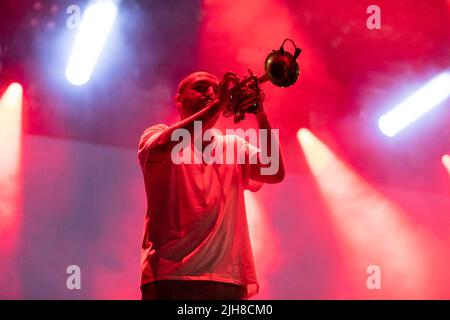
378 71 450 137
65 0 118 86
443 154 450 173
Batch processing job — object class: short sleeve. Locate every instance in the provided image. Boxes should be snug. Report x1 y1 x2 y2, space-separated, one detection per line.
137 124 169 166
235 136 264 192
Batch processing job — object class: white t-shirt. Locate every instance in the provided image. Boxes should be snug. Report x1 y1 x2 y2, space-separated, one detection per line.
138 124 263 298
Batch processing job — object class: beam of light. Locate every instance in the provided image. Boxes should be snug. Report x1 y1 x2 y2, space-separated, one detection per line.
244 191 280 299
443 154 450 175
65 0 118 86
0 83 23 298
378 71 450 137
297 128 435 298
0 83 23 174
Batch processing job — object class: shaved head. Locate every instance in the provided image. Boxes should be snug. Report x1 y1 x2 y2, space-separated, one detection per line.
177 71 219 94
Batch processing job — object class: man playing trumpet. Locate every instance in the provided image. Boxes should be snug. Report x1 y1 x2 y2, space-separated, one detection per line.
138 71 285 300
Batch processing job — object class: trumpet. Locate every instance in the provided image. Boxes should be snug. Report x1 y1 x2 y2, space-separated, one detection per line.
221 39 302 123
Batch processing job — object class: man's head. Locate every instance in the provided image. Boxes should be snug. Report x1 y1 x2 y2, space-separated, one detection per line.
175 71 219 119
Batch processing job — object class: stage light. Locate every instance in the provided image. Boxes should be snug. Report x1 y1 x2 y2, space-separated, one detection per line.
0 83 23 110
298 128 433 298
0 82 23 143
0 82 23 298
378 71 450 137
65 0 118 86
297 128 332 173
0 82 23 219
443 154 450 174
297 128 312 145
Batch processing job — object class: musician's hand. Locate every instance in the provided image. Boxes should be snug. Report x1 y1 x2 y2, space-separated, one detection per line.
218 70 265 122
217 72 239 104
239 85 265 114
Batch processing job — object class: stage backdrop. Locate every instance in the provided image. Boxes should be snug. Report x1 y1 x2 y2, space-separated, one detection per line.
0 133 448 299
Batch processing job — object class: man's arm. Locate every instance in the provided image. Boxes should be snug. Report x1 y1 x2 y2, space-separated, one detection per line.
249 111 285 184
138 99 223 166
152 99 222 151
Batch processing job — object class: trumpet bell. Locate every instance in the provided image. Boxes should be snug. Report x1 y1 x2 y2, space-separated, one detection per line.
221 39 301 122
264 49 300 87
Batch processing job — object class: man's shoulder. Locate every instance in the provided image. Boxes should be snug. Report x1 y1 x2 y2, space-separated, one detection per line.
140 124 169 138
138 124 169 150
144 123 169 133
